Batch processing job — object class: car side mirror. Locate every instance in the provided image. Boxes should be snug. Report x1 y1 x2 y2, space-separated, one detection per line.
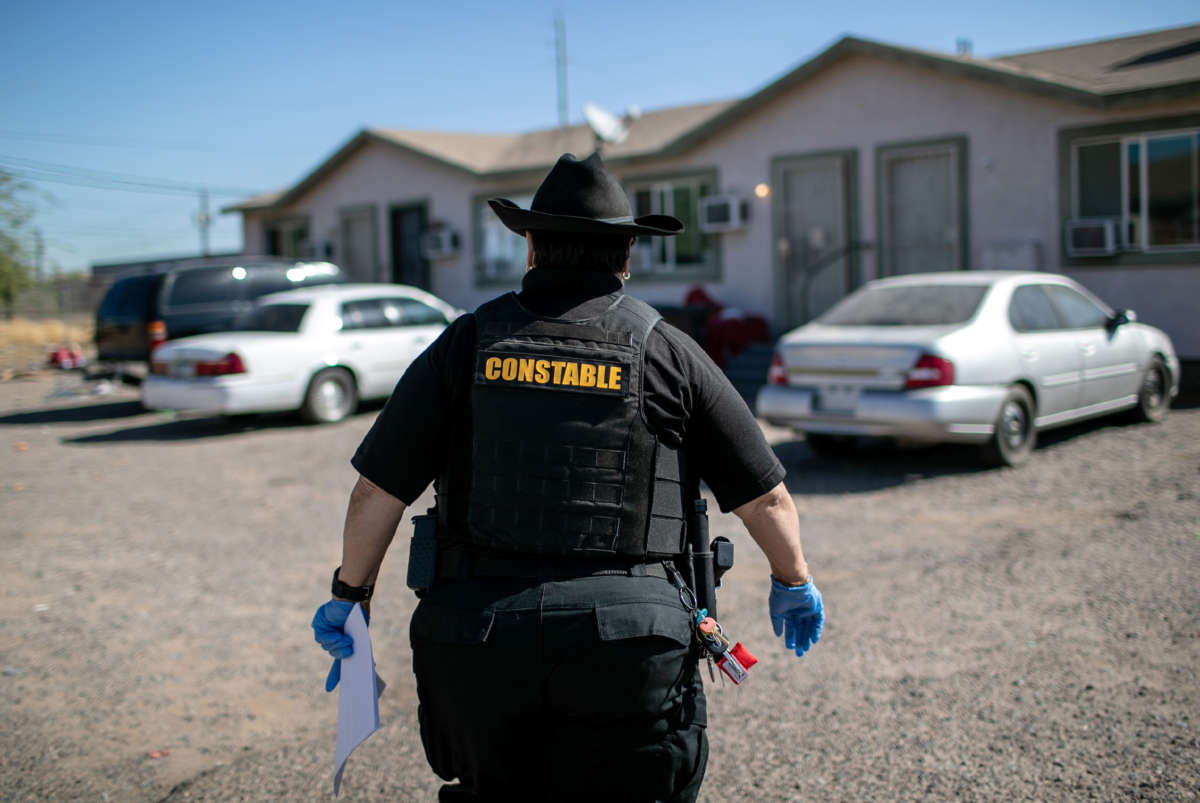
1108 308 1136 330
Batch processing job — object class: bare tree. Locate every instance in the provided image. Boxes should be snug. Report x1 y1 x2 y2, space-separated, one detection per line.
0 170 36 320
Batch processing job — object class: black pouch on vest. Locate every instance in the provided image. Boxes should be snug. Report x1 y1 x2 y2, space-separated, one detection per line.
406 509 439 597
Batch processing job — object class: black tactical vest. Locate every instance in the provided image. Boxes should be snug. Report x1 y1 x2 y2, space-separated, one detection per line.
461 291 688 559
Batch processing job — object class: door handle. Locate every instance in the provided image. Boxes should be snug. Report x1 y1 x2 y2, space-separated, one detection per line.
1079 344 1096 356
1020 350 1037 361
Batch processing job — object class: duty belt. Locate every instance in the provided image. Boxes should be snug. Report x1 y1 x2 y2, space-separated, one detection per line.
437 548 672 581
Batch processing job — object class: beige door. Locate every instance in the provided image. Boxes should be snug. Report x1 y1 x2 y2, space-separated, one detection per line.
773 153 855 329
879 140 963 275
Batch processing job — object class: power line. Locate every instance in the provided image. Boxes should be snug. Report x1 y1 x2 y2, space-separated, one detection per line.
0 128 312 157
0 154 263 197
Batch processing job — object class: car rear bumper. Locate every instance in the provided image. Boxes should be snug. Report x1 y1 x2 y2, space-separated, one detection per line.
142 375 300 415
756 384 1010 443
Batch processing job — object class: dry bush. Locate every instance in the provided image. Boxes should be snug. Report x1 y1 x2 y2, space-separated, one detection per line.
0 317 94 348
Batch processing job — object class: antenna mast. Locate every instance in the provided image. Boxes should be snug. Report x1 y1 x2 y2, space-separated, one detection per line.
554 12 568 127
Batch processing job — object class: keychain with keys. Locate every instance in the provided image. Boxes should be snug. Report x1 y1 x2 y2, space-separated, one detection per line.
663 561 758 685
695 610 758 685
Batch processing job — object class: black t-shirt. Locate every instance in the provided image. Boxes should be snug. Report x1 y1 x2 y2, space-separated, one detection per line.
352 269 784 515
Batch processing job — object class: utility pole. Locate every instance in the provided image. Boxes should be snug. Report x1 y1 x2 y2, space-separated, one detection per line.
554 11 568 128
195 189 212 256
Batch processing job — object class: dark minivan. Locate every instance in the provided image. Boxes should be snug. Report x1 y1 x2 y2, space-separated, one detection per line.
95 259 345 381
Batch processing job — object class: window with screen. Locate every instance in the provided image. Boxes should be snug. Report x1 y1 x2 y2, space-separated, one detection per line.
475 192 534 284
626 173 719 278
1073 128 1199 251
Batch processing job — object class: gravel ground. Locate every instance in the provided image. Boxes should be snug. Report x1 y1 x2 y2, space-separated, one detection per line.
1 371 1197 802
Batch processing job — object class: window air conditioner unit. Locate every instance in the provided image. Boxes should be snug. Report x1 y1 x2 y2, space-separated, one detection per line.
698 195 750 233
421 228 462 260
1065 219 1118 257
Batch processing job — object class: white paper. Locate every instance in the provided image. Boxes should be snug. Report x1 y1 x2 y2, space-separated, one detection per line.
333 603 384 796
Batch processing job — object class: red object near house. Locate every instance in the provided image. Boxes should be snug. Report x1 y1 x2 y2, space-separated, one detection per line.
48 347 84 369
683 286 769 368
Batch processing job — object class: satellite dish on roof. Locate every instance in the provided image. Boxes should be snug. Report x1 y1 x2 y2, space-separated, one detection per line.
584 103 630 150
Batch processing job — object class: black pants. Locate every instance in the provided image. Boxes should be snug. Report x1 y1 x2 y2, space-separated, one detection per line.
410 572 708 802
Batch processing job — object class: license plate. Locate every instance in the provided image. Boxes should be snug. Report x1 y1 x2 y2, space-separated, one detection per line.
815 385 860 414
170 362 194 379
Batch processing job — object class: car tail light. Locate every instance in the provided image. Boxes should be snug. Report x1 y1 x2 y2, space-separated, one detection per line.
768 351 788 386
148 320 167 351
195 353 246 377
905 354 954 389
150 360 169 376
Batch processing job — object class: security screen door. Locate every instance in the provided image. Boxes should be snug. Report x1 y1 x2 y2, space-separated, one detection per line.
773 153 854 329
390 203 430 290
879 140 964 275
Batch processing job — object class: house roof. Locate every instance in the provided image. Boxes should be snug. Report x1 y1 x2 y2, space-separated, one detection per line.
226 25 1200 214
993 23 1200 95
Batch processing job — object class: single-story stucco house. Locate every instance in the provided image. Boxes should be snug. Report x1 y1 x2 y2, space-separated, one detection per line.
224 24 1200 369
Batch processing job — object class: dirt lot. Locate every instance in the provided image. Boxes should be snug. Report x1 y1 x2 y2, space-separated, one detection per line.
1 370 1197 802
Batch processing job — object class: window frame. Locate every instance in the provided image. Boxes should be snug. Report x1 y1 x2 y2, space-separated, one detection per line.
621 167 722 282
472 188 536 288
1059 113 1200 267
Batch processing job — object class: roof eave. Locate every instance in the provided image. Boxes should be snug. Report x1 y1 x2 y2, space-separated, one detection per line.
232 129 485 215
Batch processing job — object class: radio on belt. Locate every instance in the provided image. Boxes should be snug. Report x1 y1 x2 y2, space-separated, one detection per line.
696 616 758 684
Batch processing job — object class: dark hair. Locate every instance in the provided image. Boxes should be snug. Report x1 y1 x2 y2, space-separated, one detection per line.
530 231 633 274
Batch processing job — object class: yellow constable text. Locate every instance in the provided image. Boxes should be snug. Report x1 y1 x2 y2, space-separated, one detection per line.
483 356 623 391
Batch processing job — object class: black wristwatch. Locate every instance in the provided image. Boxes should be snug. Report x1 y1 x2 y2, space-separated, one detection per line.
331 567 374 602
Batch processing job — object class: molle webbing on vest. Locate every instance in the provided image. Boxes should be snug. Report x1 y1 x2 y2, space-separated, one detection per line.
465 292 685 559
647 442 687 555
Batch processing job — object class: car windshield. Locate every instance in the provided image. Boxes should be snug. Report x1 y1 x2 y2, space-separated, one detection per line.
234 304 310 332
818 284 989 326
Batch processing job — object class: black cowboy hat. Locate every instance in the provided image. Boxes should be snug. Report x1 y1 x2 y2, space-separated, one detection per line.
488 152 683 237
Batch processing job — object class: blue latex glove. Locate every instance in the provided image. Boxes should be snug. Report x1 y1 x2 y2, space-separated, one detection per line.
768 576 824 657
312 600 360 692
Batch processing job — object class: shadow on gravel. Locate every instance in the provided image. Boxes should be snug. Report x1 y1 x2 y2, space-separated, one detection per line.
0 400 146 425
775 411 1187 495
59 399 387 445
774 438 987 494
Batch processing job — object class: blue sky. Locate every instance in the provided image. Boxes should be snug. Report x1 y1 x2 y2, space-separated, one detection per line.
1 0 1196 274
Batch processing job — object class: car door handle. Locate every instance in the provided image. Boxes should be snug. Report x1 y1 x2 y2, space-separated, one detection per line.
1079 344 1096 356
349 342 363 351
1020 350 1037 361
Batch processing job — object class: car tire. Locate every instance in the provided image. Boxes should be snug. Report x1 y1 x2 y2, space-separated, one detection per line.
1132 357 1170 424
301 368 357 424
805 433 857 458
982 385 1036 467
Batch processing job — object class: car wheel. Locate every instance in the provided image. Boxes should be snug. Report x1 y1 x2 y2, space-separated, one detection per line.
301 368 357 424
982 385 1036 467
1132 357 1170 424
805 433 857 458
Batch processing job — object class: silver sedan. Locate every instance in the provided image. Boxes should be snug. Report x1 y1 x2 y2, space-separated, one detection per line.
756 272 1180 466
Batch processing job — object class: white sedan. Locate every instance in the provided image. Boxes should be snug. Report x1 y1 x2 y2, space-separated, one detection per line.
756 272 1180 466
143 283 459 423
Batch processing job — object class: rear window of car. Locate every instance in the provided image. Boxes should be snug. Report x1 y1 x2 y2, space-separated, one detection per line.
98 275 161 317
234 304 310 332
818 284 989 326
166 267 247 307
248 264 343 297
